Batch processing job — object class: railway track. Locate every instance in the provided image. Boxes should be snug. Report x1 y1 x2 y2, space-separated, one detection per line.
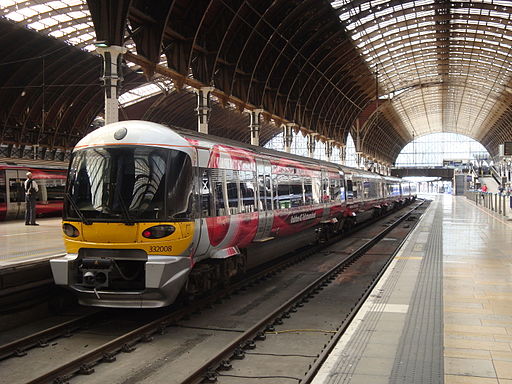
0 200 427 384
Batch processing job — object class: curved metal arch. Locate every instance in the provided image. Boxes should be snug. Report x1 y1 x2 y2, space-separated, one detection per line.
297 46 371 135
129 0 177 64
208 0 260 85
0 40 66 143
245 0 327 109
275 6 351 121
184 0 218 82
226 0 295 103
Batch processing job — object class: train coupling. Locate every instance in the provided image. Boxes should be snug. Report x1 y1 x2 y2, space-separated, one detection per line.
79 258 113 288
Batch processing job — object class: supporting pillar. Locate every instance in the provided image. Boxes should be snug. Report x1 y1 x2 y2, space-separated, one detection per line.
195 86 214 134
96 45 127 125
356 152 365 169
325 140 334 163
283 123 295 153
307 133 318 158
249 109 263 146
338 144 346 165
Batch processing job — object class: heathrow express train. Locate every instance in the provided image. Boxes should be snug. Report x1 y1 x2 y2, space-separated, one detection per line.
0 165 66 220
51 121 416 308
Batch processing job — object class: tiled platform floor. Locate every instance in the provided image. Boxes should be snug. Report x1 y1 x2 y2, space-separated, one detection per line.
312 194 512 384
0 217 64 268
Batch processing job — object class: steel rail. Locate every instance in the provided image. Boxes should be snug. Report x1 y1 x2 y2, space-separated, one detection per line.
301 201 426 383
181 201 425 384
23 201 423 384
0 310 104 360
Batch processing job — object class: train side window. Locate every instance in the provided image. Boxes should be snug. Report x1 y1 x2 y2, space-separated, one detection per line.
258 174 273 211
276 174 291 209
0 171 5 203
312 177 321 204
225 169 239 214
330 176 345 202
240 171 256 213
290 174 303 207
303 177 311 205
45 179 66 202
346 179 353 199
211 169 227 216
200 169 213 217
352 181 359 199
322 174 330 202
9 178 25 203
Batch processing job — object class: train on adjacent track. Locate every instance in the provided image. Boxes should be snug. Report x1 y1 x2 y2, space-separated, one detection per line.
0 164 66 220
51 120 416 308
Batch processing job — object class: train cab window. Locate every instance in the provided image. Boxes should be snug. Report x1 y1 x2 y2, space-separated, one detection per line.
65 146 193 222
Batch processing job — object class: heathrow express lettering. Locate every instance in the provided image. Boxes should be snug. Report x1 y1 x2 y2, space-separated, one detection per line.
289 212 317 224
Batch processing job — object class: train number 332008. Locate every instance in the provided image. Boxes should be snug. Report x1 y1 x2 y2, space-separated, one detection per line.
149 245 173 253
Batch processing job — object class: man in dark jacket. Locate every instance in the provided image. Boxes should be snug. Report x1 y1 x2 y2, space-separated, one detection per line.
24 172 39 225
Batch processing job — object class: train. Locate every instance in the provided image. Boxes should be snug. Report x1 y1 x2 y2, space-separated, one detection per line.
0 164 67 220
50 120 416 308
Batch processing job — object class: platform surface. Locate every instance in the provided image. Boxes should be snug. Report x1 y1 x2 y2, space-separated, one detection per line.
312 194 512 384
0 217 64 269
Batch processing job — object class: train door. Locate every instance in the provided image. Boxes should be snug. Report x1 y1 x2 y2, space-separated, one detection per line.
254 159 274 241
5 169 26 220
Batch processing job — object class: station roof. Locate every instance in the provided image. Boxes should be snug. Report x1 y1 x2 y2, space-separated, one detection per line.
1 0 512 163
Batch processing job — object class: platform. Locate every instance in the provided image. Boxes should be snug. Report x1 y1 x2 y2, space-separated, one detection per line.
0 218 64 269
312 194 512 384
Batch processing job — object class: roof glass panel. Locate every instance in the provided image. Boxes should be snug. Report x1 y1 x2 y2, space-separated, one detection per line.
331 0 512 144
1 0 95 50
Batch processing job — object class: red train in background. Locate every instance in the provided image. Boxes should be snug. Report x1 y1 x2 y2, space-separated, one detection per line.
0 164 67 220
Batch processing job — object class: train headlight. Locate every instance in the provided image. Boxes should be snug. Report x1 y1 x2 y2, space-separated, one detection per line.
142 225 175 239
63 223 80 237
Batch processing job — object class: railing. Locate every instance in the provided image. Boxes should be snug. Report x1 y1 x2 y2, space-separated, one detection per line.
465 191 512 217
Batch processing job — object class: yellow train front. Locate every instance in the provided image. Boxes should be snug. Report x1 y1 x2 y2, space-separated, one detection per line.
51 121 198 308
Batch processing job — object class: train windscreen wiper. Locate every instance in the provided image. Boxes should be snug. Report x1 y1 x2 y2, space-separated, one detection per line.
65 193 91 225
115 190 135 226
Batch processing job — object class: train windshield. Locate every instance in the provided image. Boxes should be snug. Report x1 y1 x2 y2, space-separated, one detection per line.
64 146 193 222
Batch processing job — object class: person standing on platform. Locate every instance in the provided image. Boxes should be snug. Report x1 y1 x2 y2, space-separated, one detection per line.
24 172 39 226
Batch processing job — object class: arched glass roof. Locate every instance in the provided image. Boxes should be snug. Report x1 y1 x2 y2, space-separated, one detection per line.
2 1 512 159
395 132 490 166
331 0 512 143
